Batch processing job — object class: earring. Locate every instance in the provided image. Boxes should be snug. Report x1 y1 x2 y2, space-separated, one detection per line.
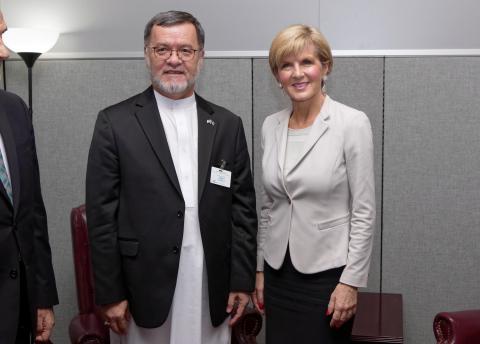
278 83 283 89
322 75 328 93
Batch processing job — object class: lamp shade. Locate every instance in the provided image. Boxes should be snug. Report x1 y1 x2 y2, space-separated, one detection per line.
3 28 59 53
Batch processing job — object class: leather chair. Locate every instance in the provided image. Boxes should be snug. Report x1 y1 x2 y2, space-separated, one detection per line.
433 310 480 344
69 205 109 344
69 204 262 344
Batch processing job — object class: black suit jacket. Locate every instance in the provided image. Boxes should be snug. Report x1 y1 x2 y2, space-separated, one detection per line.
86 87 257 328
0 90 58 342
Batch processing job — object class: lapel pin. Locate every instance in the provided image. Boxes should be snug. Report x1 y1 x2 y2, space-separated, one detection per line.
206 119 215 126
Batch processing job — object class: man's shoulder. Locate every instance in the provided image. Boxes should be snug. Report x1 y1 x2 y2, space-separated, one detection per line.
0 89 26 110
0 90 29 127
100 87 152 115
195 93 239 121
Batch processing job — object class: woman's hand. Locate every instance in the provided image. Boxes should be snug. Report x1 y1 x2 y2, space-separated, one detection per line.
326 283 357 328
251 272 265 314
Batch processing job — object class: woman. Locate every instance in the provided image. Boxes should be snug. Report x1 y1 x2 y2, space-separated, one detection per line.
253 24 375 344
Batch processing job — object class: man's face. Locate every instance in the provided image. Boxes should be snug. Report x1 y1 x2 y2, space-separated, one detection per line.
145 22 204 100
0 12 10 60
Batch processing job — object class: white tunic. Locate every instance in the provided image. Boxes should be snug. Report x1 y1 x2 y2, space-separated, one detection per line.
110 92 230 344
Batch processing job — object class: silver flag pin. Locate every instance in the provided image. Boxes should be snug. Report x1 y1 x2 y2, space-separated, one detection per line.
207 119 215 126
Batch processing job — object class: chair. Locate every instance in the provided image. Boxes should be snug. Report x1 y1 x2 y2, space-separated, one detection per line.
69 204 262 344
69 205 109 344
433 310 480 344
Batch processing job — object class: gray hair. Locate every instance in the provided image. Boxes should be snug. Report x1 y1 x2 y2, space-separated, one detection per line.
144 10 205 48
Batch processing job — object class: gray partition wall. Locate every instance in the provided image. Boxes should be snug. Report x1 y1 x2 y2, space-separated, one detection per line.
4 55 480 343
383 57 480 343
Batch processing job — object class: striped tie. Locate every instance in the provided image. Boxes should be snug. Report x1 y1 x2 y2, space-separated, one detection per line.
0 150 13 203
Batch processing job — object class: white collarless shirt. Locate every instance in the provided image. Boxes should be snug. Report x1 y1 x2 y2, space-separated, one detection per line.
155 91 198 209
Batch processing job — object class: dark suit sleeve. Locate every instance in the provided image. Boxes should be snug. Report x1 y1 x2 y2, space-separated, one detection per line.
230 117 257 292
17 98 59 308
86 110 125 305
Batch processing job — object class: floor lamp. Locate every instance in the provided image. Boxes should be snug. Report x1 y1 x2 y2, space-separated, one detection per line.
3 28 59 115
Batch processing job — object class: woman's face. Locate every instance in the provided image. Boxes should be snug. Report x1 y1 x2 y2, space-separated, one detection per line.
276 44 328 104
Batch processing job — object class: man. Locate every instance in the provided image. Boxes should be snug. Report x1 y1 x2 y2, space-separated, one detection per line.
0 11 58 344
86 10 257 344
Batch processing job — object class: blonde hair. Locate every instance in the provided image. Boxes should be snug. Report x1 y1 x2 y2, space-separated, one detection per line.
269 24 333 76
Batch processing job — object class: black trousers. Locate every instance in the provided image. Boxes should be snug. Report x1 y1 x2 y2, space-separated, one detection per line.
15 262 32 344
264 249 353 344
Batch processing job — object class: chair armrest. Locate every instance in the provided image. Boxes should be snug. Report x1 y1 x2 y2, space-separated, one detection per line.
69 313 110 344
232 308 263 344
434 310 480 344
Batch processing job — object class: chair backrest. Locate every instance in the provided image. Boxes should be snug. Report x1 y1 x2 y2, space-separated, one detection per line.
71 204 96 314
433 310 480 344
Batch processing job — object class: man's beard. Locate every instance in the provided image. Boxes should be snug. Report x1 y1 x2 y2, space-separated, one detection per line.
151 73 197 97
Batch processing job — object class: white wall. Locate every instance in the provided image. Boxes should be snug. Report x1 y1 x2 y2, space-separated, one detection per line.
2 0 480 58
1 0 319 56
320 0 480 50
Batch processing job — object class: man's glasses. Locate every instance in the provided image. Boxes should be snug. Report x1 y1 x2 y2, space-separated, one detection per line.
146 46 200 61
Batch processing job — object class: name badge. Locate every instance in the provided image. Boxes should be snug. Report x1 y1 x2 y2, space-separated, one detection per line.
210 167 231 188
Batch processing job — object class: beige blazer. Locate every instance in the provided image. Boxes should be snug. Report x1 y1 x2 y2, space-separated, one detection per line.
257 96 375 288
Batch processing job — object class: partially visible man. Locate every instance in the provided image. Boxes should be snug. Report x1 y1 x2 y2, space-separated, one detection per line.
0 11 58 344
86 10 257 344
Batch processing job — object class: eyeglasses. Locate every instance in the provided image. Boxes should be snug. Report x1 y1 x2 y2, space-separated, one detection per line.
146 46 200 61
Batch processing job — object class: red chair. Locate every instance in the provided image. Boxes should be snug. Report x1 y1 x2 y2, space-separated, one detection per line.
69 204 262 344
69 205 109 344
433 310 480 344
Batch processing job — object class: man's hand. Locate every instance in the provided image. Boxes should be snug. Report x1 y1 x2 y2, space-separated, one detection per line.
226 292 250 326
101 300 130 335
326 283 358 329
35 308 55 342
251 272 265 314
